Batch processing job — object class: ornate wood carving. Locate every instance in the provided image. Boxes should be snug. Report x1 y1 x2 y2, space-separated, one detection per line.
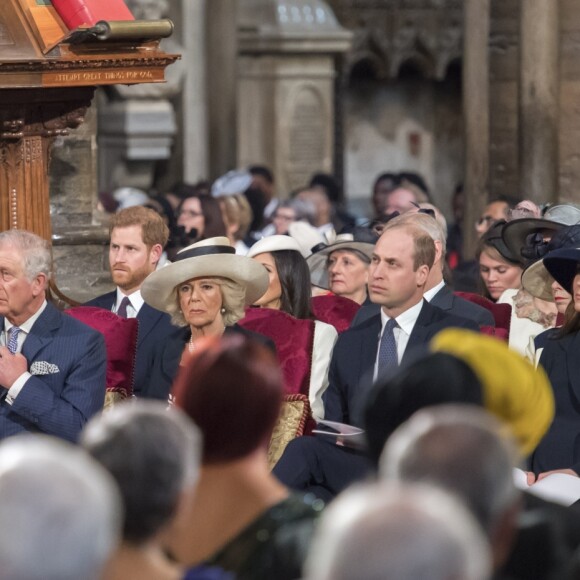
328 0 463 80
0 88 94 238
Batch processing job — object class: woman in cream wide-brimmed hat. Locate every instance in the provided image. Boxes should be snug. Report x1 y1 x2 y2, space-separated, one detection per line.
140 237 269 400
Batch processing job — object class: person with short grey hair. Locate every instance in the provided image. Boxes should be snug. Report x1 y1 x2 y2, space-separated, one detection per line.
81 400 210 580
381 405 521 571
304 481 491 580
0 435 121 580
0 229 107 441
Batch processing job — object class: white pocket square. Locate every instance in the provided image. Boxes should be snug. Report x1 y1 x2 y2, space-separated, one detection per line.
30 361 60 376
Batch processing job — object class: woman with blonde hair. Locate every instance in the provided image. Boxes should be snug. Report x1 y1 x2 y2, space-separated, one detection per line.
141 237 269 400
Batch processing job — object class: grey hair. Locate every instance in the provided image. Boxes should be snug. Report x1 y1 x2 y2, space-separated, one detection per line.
167 276 246 327
380 405 521 535
284 198 317 225
81 400 201 545
304 481 491 580
0 435 121 580
0 230 52 281
384 211 447 256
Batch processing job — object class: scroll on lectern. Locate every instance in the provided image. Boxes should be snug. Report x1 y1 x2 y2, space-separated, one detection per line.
0 0 178 296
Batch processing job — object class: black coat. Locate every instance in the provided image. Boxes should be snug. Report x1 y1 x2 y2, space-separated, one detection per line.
324 299 480 427
85 291 175 396
532 330 580 474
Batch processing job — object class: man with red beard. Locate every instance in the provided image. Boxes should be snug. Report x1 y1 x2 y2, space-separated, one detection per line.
86 206 174 397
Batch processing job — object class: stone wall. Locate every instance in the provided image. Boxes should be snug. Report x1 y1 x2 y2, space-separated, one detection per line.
490 0 580 204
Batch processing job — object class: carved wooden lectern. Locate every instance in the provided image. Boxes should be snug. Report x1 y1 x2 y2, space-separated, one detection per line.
0 0 178 245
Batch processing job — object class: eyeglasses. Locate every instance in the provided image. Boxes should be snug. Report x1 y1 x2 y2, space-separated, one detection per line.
178 210 203 218
476 215 495 226
273 213 295 221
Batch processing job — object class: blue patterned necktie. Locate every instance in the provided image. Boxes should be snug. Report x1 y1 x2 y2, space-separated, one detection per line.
117 297 132 318
378 318 399 375
7 327 21 354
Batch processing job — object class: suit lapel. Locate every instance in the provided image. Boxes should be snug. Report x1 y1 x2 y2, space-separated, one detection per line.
402 300 433 364
430 285 453 312
21 303 61 361
136 303 164 347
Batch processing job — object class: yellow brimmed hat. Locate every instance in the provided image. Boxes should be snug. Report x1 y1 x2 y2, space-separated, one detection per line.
431 329 554 457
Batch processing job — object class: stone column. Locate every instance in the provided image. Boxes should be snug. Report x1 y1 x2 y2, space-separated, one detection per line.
237 0 352 197
463 0 490 259
519 0 559 204
183 0 209 182
207 0 238 180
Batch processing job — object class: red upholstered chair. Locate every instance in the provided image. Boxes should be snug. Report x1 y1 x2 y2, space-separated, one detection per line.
65 306 138 407
454 292 512 341
311 294 360 333
239 308 316 468
239 308 314 397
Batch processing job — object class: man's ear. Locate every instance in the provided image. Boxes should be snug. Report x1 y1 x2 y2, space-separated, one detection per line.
31 273 48 297
433 240 443 264
415 264 430 287
149 244 163 265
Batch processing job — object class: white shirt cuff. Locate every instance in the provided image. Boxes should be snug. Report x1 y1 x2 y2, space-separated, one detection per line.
6 372 31 405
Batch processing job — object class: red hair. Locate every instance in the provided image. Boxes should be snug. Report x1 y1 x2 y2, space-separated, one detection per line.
173 335 283 464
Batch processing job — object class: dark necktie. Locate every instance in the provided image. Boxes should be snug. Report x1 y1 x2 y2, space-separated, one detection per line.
7 327 21 354
378 318 399 375
117 297 132 318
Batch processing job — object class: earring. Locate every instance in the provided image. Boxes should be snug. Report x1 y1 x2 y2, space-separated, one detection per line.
221 307 226 314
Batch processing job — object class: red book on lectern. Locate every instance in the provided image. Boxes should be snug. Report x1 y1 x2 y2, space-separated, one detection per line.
50 0 134 30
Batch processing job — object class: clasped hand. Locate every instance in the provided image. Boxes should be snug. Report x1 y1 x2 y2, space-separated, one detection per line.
0 346 27 389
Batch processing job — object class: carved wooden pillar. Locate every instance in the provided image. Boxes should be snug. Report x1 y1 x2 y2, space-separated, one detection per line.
0 88 94 240
519 0 559 204
463 0 490 259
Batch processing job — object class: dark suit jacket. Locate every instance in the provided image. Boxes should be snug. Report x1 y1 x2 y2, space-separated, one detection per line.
350 284 495 328
323 300 480 427
143 324 275 401
0 302 106 442
85 291 175 396
532 331 580 474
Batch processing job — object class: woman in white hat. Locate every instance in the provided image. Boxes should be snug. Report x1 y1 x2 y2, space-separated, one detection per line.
307 228 377 305
246 236 338 420
140 237 269 400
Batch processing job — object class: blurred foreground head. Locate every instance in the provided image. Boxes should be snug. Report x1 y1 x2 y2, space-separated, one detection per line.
381 405 521 569
304 481 491 580
0 435 121 580
81 400 201 545
173 335 283 464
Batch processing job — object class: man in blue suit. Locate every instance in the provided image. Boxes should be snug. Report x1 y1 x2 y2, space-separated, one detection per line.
273 220 479 499
350 211 495 329
0 230 106 441
86 206 175 396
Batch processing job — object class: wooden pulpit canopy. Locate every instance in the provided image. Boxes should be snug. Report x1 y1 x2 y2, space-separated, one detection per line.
0 0 179 238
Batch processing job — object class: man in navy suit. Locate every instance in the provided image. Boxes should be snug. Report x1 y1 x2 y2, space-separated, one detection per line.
350 211 495 329
273 220 479 499
0 230 106 441
86 206 175 396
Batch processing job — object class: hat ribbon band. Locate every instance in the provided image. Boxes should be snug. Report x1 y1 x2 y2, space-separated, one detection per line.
176 246 235 261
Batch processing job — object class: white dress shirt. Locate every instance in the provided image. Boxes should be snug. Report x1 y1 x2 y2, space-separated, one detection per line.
373 299 424 380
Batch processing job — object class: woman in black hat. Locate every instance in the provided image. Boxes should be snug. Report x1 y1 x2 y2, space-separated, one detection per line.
529 247 580 481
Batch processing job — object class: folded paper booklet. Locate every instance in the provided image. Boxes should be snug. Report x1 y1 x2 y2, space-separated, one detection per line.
312 419 366 449
513 468 580 507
